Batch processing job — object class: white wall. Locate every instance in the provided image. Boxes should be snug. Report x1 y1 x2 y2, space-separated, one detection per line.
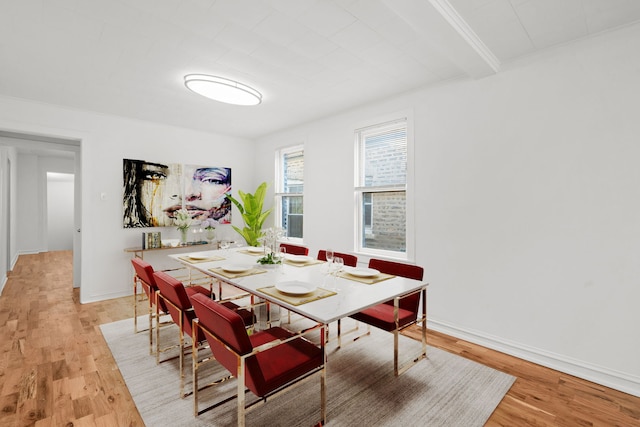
254 24 640 396
0 97 256 305
15 153 40 253
0 145 17 293
15 152 76 254
47 174 74 251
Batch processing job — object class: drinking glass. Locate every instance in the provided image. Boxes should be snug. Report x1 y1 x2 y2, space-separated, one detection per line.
325 248 334 273
327 256 343 291
333 257 344 276
277 247 287 273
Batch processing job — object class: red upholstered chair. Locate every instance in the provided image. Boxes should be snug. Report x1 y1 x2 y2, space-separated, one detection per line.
347 258 427 376
153 271 255 398
316 250 358 267
190 293 326 425
153 271 213 397
131 258 176 353
279 243 309 256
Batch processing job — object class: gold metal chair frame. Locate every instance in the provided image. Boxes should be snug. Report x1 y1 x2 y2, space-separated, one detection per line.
155 290 258 398
133 265 212 333
155 291 210 398
337 286 428 376
192 318 326 426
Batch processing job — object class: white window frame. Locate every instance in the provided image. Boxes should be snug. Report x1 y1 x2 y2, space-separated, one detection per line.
275 144 304 242
354 114 415 261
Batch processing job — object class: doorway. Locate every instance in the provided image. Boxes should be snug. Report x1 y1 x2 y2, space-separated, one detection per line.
47 172 74 251
0 130 81 289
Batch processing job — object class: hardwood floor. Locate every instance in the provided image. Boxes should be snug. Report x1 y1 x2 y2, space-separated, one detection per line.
1 251 639 426
0 252 143 427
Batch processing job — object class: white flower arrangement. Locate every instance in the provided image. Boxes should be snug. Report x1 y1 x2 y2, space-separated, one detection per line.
258 227 285 248
174 208 193 230
256 227 286 264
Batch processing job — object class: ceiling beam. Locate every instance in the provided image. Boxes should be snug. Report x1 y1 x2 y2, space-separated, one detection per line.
383 0 500 78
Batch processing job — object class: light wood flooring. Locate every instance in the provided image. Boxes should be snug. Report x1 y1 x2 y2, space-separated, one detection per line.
1 251 639 426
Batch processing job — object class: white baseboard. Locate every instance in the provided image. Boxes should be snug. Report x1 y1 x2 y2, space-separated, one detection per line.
80 288 131 304
429 318 640 398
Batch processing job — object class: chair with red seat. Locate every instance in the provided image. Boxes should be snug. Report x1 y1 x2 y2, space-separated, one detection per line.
131 257 182 353
279 243 309 256
347 258 427 376
316 250 358 267
190 293 326 425
153 271 253 398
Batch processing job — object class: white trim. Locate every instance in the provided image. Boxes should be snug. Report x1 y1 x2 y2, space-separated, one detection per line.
429 318 640 398
354 112 413 259
429 0 501 73
274 144 304 239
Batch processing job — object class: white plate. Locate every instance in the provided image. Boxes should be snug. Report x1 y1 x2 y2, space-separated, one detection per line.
275 281 317 295
221 264 251 273
247 246 265 253
286 254 313 263
188 253 210 260
346 267 380 277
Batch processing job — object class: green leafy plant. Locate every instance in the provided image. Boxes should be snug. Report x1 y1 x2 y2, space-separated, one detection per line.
256 252 281 265
226 182 272 247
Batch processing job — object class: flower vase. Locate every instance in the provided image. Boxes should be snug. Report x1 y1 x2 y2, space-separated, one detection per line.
206 228 215 244
180 228 188 245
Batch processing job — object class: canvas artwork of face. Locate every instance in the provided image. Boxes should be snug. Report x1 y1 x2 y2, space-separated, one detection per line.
123 159 182 228
124 160 232 227
182 165 232 224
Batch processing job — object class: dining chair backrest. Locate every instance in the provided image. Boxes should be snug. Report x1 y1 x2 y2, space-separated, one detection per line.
153 271 201 339
317 250 358 267
191 293 253 370
368 258 424 313
279 243 309 256
131 257 167 312
369 258 424 281
131 257 156 296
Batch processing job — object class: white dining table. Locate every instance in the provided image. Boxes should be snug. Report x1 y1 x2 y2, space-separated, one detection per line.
169 246 428 328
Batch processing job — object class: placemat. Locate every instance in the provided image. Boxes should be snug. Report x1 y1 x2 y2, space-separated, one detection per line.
208 267 267 279
284 259 324 267
178 255 225 264
336 271 395 285
257 286 336 306
237 249 267 256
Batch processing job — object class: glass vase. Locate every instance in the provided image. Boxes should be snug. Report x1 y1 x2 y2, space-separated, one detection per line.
180 228 188 245
206 228 215 244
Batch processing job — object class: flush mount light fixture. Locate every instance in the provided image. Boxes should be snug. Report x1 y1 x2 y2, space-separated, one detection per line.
184 74 262 106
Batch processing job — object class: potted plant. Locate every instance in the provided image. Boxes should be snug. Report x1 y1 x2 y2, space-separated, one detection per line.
226 182 272 247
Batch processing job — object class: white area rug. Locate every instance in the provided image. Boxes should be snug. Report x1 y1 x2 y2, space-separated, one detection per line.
101 316 515 426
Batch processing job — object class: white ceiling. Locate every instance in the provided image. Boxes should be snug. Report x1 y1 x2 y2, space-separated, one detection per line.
1 0 640 139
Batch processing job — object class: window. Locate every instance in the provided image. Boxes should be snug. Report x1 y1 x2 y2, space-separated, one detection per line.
275 145 304 239
355 119 408 256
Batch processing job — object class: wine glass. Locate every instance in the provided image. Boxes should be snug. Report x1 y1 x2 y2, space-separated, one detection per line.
219 239 230 254
277 247 287 273
325 249 334 273
333 257 344 276
327 256 343 292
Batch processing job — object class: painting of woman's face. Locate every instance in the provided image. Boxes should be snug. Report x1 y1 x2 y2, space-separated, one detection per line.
182 165 232 223
124 159 231 228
